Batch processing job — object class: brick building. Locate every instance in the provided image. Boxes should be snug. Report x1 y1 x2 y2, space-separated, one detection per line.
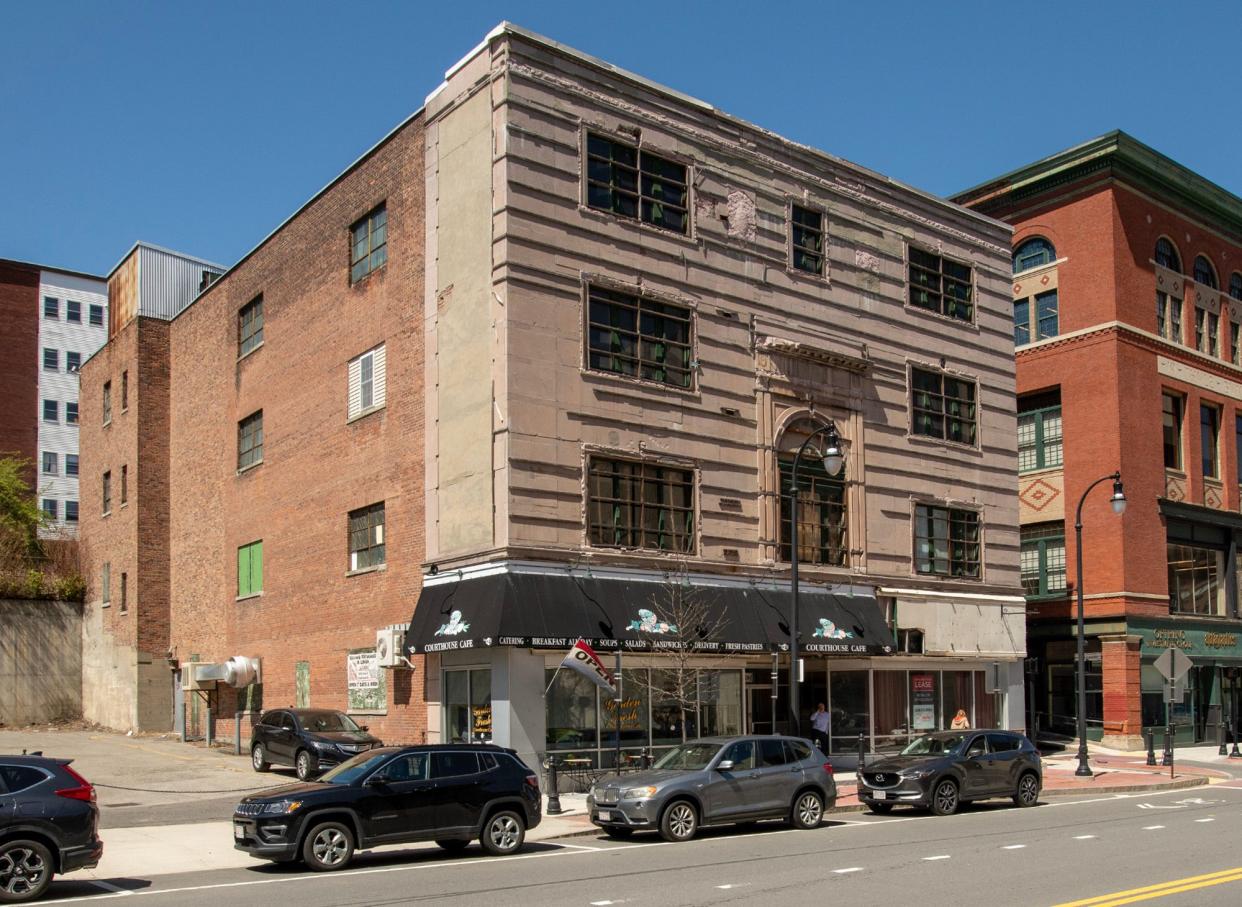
956 131 1242 748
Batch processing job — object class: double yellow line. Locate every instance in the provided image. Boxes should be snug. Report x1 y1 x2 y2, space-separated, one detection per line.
1052 867 1242 906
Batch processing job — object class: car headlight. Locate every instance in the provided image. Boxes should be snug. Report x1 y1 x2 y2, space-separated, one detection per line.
311 740 339 752
621 786 658 800
262 800 303 815
898 768 935 780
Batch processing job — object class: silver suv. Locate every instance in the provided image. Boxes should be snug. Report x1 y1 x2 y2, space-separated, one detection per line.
587 735 836 842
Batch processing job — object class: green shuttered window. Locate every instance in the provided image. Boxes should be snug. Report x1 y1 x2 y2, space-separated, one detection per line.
238 541 263 598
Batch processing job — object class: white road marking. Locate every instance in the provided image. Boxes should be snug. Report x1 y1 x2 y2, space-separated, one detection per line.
1142 825 1165 830
1196 818 1216 823
1002 844 1026 850
1073 834 1096 839
716 884 751 889
833 867 864 874
923 855 951 861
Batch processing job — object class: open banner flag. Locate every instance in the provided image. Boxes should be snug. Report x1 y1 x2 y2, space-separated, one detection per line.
560 639 616 696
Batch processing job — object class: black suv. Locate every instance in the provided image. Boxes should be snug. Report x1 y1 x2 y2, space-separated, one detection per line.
0 755 103 903
858 730 1042 816
250 709 383 781
233 744 541 871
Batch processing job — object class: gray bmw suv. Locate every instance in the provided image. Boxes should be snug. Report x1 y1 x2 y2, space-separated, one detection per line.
587 735 836 842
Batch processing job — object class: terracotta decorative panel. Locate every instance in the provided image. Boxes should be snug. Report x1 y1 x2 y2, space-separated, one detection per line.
1204 480 1223 510
1165 472 1186 502
1019 471 1064 522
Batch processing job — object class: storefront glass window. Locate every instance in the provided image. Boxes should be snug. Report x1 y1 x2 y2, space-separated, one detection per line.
828 670 869 754
699 670 743 737
943 671 973 729
444 668 492 744
909 672 939 734
546 668 599 754
1141 664 1165 729
873 670 908 750
1167 543 1225 616
601 669 649 756
975 670 1000 728
652 668 697 745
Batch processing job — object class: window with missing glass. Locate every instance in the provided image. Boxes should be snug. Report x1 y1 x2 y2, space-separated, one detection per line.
587 286 693 388
1017 398 1062 472
778 455 847 566
910 367 977 445
348 502 385 571
1021 522 1067 597
238 296 263 356
1156 291 1182 343
350 204 387 284
790 205 825 275
1162 392 1183 469
587 457 694 553
914 504 981 579
908 247 973 321
586 133 688 234
238 411 263 469
1201 404 1220 478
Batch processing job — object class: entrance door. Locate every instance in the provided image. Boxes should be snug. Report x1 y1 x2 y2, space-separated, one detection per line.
748 686 774 735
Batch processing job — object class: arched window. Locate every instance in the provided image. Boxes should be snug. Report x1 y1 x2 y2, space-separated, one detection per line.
778 423 847 566
1155 238 1181 272
1012 237 1056 274
1194 255 1218 289
1230 273 1242 301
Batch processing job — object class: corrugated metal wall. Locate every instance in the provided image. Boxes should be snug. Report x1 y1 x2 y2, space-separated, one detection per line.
138 246 222 321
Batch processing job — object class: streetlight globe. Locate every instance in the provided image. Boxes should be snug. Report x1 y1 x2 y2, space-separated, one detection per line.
822 445 844 476
1110 477 1127 515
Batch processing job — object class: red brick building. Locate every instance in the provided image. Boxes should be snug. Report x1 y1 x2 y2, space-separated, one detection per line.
0 260 41 473
957 132 1242 748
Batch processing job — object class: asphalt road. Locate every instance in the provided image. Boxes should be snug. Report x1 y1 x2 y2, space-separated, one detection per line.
32 783 1242 907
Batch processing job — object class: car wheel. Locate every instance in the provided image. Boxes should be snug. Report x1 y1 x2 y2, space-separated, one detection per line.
1013 772 1040 808
867 802 894 815
659 800 699 842
435 839 470 852
480 810 526 855
790 790 824 829
603 827 634 839
301 821 354 871
931 779 959 816
295 749 316 782
251 744 271 772
0 839 54 904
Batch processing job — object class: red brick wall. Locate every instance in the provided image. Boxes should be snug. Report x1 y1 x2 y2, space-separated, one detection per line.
1101 634 1143 737
0 261 40 477
167 114 427 745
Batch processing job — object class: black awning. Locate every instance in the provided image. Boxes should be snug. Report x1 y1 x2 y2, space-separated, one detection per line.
406 570 893 656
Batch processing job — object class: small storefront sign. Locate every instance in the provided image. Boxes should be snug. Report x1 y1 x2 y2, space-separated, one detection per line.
1133 623 1242 661
347 648 386 712
603 697 644 731
472 705 492 738
911 673 936 730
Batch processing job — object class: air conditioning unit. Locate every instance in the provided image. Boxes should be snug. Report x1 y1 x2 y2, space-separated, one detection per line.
376 628 406 668
224 655 261 687
184 663 222 691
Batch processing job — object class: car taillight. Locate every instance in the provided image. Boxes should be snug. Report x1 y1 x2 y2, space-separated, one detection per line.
56 765 96 803
524 773 540 790
823 763 834 775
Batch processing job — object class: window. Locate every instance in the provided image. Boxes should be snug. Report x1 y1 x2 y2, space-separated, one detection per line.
237 541 263 598
790 205 824 275
65 501 78 523
121 371 128 410
1231 323 1240 365
1201 404 1220 478
102 471 112 515
43 348 57 371
909 247 974 321
43 297 58 319
66 351 81 372
1193 255 1218 288
120 572 127 613
238 296 263 356
1155 237 1181 272
1231 273 1242 301
1167 543 1224 616
348 344 386 418
89 304 103 326
238 411 263 470
1012 237 1056 273
1209 312 1220 357
103 381 112 424
914 504 981 578
0 766 49 794
42 499 58 520
68 401 79 424
42 400 57 423
586 133 688 234
348 503 385 571
1013 290 1058 345
350 204 387 283
587 457 694 552
1237 415 1242 485
910 367 977 445
432 752 480 779
102 562 110 604
1018 397 1063 472
42 452 57 475
65 454 78 477
66 300 80 322
1156 291 1182 343
779 454 847 566
587 286 693 388
1194 308 1217 355
120 464 128 505
1162 392 1183 469
1021 522 1067 597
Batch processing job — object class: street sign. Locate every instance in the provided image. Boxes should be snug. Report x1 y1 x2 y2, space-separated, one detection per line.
1162 678 1187 703
1153 647 1193 682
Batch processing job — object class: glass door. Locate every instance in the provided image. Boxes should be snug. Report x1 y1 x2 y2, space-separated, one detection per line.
748 685 774 735
444 668 492 743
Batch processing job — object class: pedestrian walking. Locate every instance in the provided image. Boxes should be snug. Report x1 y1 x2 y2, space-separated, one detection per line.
810 702 831 751
951 708 970 730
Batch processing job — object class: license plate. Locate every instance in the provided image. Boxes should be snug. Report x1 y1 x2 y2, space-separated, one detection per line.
234 824 245 840
872 791 887 800
597 810 613 821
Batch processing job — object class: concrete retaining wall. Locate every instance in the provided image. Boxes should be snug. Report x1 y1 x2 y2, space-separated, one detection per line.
0 598 83 726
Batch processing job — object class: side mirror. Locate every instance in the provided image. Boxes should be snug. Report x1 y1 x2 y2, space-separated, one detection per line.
361 725 369 732
716 760 734 772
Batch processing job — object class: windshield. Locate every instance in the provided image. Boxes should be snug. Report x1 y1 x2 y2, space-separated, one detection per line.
900 734 967 757
319 750 393 784
301 712 361 733
652 742 723 772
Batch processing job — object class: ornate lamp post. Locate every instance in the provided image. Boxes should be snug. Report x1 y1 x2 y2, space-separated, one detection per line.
788 419 845 738
1074 471 1127 777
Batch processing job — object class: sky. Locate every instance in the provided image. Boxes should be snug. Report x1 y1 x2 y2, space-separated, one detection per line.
3 0 1241 276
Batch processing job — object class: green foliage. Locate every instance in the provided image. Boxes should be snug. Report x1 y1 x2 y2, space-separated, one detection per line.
0 456 84 602
0 457 42 557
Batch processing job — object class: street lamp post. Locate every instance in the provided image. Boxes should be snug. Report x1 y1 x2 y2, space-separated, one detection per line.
788 419 845 739
1073 471 1127 777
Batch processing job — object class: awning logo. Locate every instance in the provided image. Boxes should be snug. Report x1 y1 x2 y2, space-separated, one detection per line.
628 608 678 634
812 618 853 640
435 610 470 636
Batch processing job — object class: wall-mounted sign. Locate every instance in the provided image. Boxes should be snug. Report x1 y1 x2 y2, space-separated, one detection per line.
1134 623 1242 659
911 673 936 730
347 648 386 713
472 705 492 738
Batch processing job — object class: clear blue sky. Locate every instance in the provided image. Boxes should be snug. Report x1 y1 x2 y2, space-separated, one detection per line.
3 0 1240 276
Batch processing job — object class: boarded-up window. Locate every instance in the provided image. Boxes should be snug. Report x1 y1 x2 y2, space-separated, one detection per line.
238 540 263 598
348 344 386 418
